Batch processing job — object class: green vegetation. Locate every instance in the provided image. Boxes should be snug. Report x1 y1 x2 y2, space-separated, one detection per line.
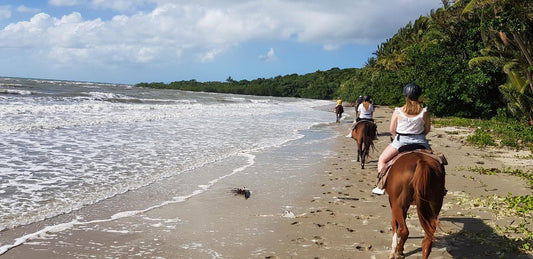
433 116 533 151
460 165 533 253
136 68 358 100
455 192 533 254
468 166 533 186
505 194 533 214
137 0 533 127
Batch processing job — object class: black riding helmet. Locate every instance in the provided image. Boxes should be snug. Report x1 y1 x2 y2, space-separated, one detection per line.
363 95 371 102
403 83 422 101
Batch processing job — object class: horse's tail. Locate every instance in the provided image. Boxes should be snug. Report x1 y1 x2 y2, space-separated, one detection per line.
411 156 444 241
362 122 377 155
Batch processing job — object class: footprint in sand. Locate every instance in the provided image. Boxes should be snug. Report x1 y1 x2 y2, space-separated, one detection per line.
312 236 327 247
355 243 373 251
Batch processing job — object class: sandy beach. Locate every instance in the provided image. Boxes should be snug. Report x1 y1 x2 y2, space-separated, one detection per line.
2 105 532 258
262 106 532 258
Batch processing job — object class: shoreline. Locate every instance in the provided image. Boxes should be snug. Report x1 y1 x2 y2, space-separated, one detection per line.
1 106 531 258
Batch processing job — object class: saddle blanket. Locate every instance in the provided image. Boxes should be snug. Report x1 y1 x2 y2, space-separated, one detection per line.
377 149 447 189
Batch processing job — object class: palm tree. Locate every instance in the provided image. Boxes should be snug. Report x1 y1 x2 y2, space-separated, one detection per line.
499 71 533 125
461 0 533 93
461 0 533 124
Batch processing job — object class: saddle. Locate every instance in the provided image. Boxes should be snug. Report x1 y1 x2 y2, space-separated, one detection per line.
351 119 375 130
377 146 447 189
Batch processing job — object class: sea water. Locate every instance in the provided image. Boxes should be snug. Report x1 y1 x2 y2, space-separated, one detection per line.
0 77 337 254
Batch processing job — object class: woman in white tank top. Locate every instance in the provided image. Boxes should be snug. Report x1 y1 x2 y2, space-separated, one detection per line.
372 83 431 195
356 95 374 121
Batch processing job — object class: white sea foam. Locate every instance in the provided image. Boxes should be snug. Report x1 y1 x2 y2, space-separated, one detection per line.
0 78 333 254
0 152 258 255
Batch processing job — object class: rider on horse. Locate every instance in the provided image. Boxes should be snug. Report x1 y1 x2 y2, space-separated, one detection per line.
335 97 344 123
356 95 374 122
346 95 374 138
373 83 431 195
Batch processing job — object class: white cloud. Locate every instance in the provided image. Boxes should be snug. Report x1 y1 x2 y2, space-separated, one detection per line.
259 48 277 62
0 0 442 71
199 48 223 63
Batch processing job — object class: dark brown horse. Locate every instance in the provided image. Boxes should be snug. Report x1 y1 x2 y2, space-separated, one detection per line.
384 152 446 259
335 105 344 123
350 120 377 169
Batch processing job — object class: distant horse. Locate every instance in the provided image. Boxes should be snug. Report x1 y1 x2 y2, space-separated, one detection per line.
350 120 377 169
335 105 344 123
384 151 446 259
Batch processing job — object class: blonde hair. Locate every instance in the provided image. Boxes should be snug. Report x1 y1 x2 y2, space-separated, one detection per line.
402 97 423 115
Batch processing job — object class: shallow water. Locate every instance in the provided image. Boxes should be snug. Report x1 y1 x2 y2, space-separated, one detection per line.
0 77 340 256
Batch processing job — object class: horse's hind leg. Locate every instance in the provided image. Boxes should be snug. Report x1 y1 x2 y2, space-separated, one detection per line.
362 142 370 170
389 206 409 258
358 142 365 169
356 141 362 162
389 221 399 259
360 146 365 169
421 231 434 259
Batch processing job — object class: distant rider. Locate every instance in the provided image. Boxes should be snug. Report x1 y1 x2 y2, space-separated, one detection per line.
335 97 344 123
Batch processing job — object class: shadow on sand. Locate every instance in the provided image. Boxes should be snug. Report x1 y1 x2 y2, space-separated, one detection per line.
402 217 531 258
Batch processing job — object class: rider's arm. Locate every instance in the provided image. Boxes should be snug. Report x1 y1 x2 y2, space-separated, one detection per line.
390 111 398 137
423 110 431 135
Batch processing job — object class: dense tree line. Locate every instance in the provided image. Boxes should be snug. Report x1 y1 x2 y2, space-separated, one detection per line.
137 0 532 125
136 68 358 100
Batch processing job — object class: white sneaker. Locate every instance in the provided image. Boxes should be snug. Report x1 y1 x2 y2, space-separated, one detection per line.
372 187 385 195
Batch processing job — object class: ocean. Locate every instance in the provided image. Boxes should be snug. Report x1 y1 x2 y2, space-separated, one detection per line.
0 77 344 257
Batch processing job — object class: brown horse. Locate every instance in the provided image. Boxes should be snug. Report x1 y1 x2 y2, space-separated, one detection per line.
350 120 377 169
335 105 344 123
385 152 446 259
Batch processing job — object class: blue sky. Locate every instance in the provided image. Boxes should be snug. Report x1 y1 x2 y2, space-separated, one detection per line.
0 0 443 84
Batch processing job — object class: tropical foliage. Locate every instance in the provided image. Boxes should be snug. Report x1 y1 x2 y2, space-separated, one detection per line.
136 0 533 125
136 68 358 100
433 115 533 151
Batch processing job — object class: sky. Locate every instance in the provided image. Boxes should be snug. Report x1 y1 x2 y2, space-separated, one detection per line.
0 0 444 84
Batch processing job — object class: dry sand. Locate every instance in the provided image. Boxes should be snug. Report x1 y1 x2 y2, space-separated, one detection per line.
264 106 532 258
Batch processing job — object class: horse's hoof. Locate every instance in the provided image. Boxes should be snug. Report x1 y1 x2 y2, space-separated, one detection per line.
389 252 405 259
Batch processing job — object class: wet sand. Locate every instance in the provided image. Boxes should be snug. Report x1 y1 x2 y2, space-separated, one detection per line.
2 106 532 258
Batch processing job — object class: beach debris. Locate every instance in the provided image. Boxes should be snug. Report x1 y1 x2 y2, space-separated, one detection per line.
231 187 251 199
281 210 295 218
336 196 359 201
